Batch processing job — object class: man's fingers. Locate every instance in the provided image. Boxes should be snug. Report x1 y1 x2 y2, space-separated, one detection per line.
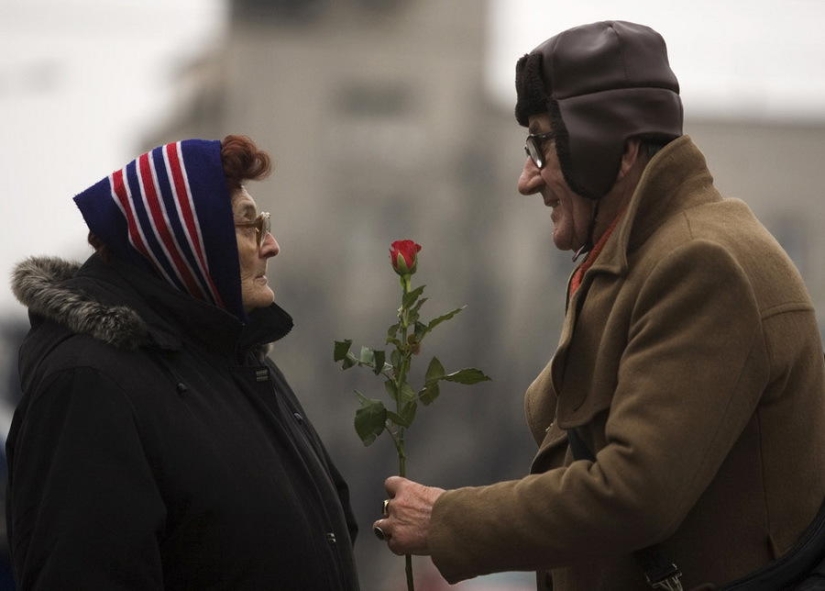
384 475 407 496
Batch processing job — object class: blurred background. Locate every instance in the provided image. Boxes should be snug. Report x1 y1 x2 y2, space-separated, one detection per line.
2 0 825 589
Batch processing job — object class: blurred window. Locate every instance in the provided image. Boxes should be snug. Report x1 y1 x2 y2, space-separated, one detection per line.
232 0 328 23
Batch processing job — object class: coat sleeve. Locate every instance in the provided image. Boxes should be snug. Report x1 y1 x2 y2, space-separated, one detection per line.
428 240 770 582
7 366 166 590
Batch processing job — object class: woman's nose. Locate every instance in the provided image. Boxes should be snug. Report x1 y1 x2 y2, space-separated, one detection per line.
517 156 543 195
260 232 280 257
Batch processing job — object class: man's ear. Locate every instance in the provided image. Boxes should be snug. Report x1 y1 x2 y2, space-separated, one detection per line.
616 139 643 181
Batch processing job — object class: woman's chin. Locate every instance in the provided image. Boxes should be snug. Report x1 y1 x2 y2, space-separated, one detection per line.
243 287 276 312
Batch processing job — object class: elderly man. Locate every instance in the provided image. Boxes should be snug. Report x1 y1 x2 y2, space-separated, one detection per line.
373 20 825 590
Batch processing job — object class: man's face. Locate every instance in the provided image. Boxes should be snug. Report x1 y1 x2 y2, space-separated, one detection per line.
232 187 279 313
517 113 595 252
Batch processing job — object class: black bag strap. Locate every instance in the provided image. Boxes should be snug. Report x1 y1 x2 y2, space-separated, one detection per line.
720 499 825 590
567 428 684 590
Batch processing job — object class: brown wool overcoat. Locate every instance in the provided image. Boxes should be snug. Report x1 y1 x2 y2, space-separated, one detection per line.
429 136 825 590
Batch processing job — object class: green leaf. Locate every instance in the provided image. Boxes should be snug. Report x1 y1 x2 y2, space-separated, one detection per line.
354 391 387 446
333 339 352 362
411 297 428 315
359 346 375 366
398 383 416 405
384 380 398 402
402 285 426 309
418 381 440 405
387 402 417 428
341 354 356 370
386 323 400 340
442 367 492 385
427 306 465 333
386 410 407 427
425 356 446 383
413 321 428 339
408 296 428 325
372 350 386 375
399 400 418 426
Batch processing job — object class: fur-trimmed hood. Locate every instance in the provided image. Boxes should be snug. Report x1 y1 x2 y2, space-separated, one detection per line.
12 256 149 349
12 255 293 354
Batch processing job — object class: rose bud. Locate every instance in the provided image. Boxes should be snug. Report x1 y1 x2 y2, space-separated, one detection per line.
389 240 422 276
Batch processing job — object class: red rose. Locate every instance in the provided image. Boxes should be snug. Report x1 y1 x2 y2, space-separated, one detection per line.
389 240 422 276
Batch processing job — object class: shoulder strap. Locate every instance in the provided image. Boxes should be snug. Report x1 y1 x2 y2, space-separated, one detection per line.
567 428 684 591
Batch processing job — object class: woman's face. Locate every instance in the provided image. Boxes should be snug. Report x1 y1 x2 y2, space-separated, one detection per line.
232 187 280 313
517 113 595 252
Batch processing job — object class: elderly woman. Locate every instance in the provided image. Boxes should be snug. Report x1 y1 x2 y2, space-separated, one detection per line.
7 136 360 590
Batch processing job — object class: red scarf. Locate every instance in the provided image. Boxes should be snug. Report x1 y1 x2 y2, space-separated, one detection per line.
568 212 624 297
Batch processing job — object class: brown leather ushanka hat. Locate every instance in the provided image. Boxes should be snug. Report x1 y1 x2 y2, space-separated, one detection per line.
515 21 684 199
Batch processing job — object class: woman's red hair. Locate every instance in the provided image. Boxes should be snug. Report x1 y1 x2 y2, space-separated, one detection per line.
220 134 272 192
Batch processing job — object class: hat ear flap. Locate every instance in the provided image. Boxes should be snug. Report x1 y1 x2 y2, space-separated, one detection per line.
515 52 549 126
545 99 586 199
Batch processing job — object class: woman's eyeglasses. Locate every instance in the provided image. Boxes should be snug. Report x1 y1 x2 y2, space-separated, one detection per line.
235 211 271 248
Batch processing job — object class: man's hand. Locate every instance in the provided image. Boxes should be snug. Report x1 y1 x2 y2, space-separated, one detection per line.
373 476 446 556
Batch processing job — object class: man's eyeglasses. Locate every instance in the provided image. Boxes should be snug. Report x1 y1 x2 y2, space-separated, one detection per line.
235 211 271 248
524 131 558 169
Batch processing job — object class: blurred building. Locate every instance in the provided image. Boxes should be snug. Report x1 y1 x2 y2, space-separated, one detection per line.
146 1 550 588
141 0 825 589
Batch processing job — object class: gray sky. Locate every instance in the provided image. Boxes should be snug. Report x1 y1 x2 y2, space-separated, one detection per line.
1 0 226 315
3 0 825 316
488 0 825 121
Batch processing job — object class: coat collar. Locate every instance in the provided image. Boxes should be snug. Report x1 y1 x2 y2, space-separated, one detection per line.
12 254 293 357
586 135 723 279
549 136 723 423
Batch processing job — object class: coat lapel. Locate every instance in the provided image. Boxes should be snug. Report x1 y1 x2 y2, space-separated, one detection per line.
532 136 723 457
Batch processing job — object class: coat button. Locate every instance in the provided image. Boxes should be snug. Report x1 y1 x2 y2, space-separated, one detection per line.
326 532 337 544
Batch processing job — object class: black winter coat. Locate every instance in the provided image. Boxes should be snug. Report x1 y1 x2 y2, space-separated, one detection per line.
7 254 360 590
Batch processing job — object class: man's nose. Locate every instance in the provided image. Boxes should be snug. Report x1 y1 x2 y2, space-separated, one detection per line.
517 156 543 195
